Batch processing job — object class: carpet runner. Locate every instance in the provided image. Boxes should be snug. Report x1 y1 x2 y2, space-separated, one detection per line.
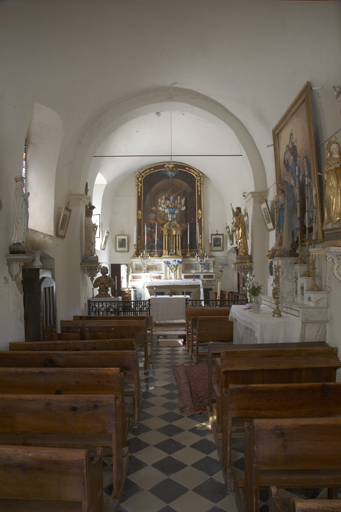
173 363 216 414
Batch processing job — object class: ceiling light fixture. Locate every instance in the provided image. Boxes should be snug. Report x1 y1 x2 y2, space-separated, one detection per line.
162 111 178 179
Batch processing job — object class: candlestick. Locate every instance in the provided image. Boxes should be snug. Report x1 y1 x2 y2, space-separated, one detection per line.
307 254 321 291
145 223 147 249
217 282 221 301
134 225 136 245
187 223 190 244
186 243 191 258
302 237 313 277
208 242 212 257
313 188 317 241
294 228 306 265
155 223 157 243
305 175 309 234
296 166 300 219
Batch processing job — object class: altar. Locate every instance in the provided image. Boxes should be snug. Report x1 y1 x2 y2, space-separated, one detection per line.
229 304 302 344
143 279 204 300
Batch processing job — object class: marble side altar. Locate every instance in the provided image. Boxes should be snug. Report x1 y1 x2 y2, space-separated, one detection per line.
261 256 328 342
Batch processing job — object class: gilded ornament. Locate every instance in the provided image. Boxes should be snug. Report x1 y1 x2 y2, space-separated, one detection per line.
197 209 203 220
137 210 142 220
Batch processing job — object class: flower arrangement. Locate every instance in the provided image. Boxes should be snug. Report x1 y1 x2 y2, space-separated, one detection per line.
244 273 262 297
166 259 182 273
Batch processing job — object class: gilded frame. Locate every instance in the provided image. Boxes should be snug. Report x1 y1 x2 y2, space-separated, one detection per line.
56 206 71 239
211 233 224 251
115 234 128 252
135 162 204 254
272 82 322 242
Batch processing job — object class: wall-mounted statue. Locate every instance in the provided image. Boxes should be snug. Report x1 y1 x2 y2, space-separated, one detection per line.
93 266 114 298
83 202 98 262
231 205 249 257
10 176 30 253
324 136 341 227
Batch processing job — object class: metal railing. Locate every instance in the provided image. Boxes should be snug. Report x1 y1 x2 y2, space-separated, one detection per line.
185 298 247 308
88 299 150 316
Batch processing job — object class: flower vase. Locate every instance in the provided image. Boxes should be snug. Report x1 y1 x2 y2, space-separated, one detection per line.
252 295 261 313
171 272 176 280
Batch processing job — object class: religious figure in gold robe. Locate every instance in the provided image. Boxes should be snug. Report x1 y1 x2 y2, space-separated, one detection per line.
231 205 249 256
324 136 341 226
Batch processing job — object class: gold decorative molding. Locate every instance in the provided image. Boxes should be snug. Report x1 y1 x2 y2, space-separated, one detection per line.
137 210 142 220
197 209 203 220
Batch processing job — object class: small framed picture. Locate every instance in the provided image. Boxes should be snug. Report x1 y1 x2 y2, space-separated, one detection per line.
100 230 110 250
115 233 129 252
211 233 224 251
92 214 100 239
260 199 274 231
56 206 71 239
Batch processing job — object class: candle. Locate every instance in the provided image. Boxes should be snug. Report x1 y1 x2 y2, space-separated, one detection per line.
187 223 190 244
313 188 317 241
145 224 147 248
217 282 221 300
305 175 309 230
155 223 157 243
134 225 136 245
209 224 211 243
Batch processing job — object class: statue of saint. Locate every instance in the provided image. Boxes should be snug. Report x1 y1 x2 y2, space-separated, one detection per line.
11 176 30 250
324 136 341 226
93 266 114 298
83 202 98 261
231 205 249 256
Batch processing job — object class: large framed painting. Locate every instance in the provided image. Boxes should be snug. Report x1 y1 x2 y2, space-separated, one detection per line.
273 82 322 249
135 163 204 254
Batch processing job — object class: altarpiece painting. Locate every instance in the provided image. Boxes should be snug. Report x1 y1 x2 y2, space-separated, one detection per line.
272 82 322 253
135 163 204 255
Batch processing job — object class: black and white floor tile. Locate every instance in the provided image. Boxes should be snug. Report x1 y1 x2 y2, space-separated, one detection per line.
103 344 329 512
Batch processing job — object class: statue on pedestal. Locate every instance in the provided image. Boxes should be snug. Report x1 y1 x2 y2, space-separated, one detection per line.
83 202 98 262
324 136 341 227
93 266 114 298
231 205 249 257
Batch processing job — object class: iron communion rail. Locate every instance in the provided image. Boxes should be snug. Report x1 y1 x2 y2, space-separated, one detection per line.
88 299 151 316
185 298 247 308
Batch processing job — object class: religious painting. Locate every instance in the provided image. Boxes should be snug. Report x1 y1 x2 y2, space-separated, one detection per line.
273 82 322 250
115 234 128 252
211 233 224 251
100 229 110 250
56 206 71 239
260 199 274 232
135 163 204 255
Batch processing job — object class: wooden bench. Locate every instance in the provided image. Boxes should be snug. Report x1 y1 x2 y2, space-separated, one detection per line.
0 394 127 504
270 487 341 512
207 341 329 412
61 319 149 370
236 417 341 512
74 315 154 358
44 329 81 341
222 382 341 491
9 338 136 352
0 366 129 444
214 346 340 437
0 445 107 511
195 316 233 362
0 350 141 427
185 307 230 356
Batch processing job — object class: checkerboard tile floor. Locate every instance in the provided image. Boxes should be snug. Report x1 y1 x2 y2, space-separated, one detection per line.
103 344 331 512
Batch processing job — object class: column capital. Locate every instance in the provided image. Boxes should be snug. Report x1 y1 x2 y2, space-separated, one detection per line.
244 191 267 207
66 193 90 208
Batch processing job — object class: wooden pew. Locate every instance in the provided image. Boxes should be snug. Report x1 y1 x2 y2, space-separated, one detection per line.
270 487 341 512
207 341 328 412
222 382 341 491
213 346 340 438
0 445 106 511
236 417 341 512
0 367 129 444
185 307 230 356
0 395 127 504
9 338 136 352
43 329 81 341
0 350 141 427
74 315 154 358
195 316 233 362
61 319 149 370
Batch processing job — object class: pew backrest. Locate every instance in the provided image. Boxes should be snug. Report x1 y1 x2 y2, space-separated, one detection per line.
0 445 103 511
195 316 233 361
185 307 230 354
9 338 136 352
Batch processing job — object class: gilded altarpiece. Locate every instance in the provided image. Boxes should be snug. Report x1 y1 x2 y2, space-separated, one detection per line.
135 163 204 256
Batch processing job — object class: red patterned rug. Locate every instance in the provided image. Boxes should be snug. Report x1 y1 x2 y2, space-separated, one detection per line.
173 363 216 414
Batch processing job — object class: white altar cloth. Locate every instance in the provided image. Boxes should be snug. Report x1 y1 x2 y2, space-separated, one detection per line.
229 305 301 344
144 279 204 300
150 296 188 322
